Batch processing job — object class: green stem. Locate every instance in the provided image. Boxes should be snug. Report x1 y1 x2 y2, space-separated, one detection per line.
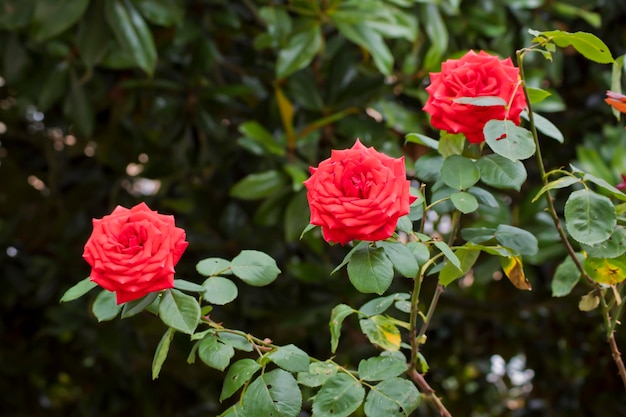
517 48 626 390
415 284 444 354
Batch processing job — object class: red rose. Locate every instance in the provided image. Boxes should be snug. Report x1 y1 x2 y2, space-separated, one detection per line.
83 202 188 304
423 50 526 144
303 139 416 245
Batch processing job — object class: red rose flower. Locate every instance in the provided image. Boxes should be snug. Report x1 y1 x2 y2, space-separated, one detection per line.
423 50 526 144
303 139 416 245
83 202 188 304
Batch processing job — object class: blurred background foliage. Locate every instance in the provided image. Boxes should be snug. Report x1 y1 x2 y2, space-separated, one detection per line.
2 0 626 415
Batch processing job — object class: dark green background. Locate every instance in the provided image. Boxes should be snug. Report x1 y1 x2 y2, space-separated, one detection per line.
2 0 626 415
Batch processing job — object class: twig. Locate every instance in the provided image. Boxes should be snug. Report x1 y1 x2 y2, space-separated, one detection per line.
608 332 626 389
517 48 626 390
409 369 452 417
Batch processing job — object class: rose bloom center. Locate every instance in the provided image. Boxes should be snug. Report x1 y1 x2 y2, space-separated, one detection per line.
117 223 147 254
342 169 373 199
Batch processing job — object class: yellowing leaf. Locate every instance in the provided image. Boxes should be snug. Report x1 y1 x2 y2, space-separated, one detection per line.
500 256 531 290
584 257 626 285
359 315 402 352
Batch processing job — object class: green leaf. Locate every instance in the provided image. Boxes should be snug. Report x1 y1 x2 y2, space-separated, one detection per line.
360 315 402 352
477 154 527 191
420 3 448 70
121 292 159 318
297 362 339 387
405 133 438 150
134 0 184 26
67 69 94 137
564 189 616 245
39 61 69 111
230 170 288 200
92 290 122 322
439 247 481 286
378 241 419 278
231 250 281 286
31 0 89 42
434 241 460 269
258 6 292 48
347 245 394 294
453 96 507 106
396 215 413 234
312 373 365 417
60 277 97 302
152 327 175 379
364 377 420 417
104 0 157 76
329 304 355 353
335 22 393 75
583 173 626 201
268 344 310 373
0 0 34 30
198 333 235 371
521 110 564 143
414 153 443 182
450 192 479 214
196 258 231 276
202 277 238 305
461 227 496 243
276 25 322 79
526 87 551 104
243 369 302 417
540 30 614 64
468 186 499 208
407 241 430 266
582 227 626 259
219 404 245 417
173 279 205 293
438 132 466 157
220 358 261 402
331 241 369 275
484 120 536 161
359 293 409 317
551 255 583 297
238 121 285 156
494 224 539 256
440 155 480 190
218 333 254 352
285 190 310 241
76 4 111 68
532 176 580 202
158 289 201 335
357 355 407 381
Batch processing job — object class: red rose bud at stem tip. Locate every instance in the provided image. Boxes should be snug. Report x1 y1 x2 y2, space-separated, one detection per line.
303 139 417 245
82 202 189 304
423 50 527 144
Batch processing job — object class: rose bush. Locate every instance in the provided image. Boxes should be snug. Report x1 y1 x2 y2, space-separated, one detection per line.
82 202 188 303
423 50 526 144
58 29 626 417
303 139 416 245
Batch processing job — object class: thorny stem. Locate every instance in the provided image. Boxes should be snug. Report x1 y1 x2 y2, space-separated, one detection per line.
409 369 452 417
415 284 444 353
517 49 626 389
407 212 461 417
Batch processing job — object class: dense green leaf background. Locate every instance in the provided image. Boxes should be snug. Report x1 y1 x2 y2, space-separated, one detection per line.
2 0 626 415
